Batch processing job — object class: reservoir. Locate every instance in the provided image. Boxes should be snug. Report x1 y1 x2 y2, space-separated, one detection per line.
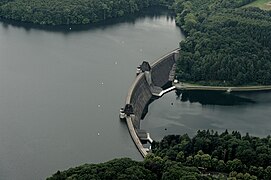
0 9 184 180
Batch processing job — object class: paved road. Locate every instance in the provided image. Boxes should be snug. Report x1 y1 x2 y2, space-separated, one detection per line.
175 83 271 92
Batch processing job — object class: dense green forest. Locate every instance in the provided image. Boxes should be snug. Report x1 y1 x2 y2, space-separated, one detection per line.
152 130 271 179
47 158 203 180
48 130 271 179
0 0 173 25
174 0 271 86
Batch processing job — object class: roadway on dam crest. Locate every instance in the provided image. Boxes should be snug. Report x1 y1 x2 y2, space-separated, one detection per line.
176 83 271 92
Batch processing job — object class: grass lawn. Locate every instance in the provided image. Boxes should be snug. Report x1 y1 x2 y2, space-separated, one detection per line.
244 0 271 10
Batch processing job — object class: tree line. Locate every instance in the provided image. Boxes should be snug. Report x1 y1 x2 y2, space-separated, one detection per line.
47 130 271 179
0 0 172 25
174 0 271 85
152 130 271 179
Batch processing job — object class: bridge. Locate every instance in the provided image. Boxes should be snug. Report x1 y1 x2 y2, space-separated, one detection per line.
152 86 176 97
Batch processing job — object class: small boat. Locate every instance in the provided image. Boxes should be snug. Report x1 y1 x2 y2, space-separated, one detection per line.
119 107 126 119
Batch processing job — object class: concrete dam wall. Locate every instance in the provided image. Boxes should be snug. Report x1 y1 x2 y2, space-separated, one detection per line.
151 51 178 87
124 48 180 157
125 73 152 129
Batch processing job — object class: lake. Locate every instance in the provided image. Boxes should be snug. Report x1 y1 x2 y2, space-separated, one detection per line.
0 9 184 180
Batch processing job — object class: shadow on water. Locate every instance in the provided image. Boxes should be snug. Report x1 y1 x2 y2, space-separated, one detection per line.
0 7 175 33
176 90 255 106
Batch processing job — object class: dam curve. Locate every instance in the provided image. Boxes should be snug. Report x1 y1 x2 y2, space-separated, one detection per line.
123 48 180 157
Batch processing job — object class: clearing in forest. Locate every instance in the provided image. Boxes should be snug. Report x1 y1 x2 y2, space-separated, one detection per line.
244 0 271 10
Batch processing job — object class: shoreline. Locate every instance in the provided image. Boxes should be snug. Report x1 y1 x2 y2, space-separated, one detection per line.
175 82 271 92
0 6 171 31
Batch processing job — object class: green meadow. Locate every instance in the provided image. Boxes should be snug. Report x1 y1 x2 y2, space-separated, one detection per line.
244 0 271 10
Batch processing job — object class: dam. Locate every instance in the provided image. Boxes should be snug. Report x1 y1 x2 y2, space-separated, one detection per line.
122 48 180 157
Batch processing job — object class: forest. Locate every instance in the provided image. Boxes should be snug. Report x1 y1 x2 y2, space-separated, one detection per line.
48 130 271 179
0 0 172 25
174 0 271 85
152 130 271 179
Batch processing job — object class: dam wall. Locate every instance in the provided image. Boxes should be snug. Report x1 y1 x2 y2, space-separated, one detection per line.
124 48 180 157
151 51 177 87
125 73 152 129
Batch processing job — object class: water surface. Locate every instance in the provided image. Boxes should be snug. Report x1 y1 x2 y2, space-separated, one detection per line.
142 90 271 140
0 9 184 180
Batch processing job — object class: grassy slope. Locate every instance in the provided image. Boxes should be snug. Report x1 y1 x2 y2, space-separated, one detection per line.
244 0 271 10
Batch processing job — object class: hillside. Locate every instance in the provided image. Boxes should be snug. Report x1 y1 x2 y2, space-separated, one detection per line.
47 130 271 180
174 0 271 86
